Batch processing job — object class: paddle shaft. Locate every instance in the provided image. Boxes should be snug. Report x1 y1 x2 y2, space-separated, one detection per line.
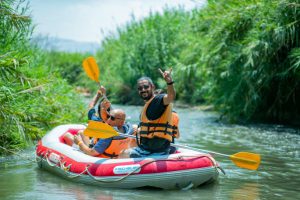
118 132 257 163
97 82 108 100
117 132 226 156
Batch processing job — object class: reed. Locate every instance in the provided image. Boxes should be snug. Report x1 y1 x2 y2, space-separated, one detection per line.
0 0 85 153
94 0 300 125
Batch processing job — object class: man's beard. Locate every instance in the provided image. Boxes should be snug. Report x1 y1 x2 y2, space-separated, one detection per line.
140 92 152 101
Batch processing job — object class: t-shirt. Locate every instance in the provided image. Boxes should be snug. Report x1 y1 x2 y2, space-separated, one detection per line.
146 94 167 120
88 108 101 121
140 94 171 153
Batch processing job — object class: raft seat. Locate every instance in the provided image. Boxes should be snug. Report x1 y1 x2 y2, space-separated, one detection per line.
58 128 84 144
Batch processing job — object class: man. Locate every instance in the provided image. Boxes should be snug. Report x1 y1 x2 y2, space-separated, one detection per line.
64 86 136 158
129 68 179 158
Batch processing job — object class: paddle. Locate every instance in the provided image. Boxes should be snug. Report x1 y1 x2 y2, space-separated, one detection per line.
84 121 261 171
82 56 108 100
84 120 119 139
82 56 100 85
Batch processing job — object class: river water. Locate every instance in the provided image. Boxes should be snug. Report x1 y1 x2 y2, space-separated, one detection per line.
0 105 299 200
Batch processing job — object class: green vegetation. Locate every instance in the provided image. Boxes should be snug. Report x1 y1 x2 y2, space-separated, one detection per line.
94 0 300 125
1 0 300 153
192 0 300 124
0 0 85 153
96 8 192 105
43 51 94 88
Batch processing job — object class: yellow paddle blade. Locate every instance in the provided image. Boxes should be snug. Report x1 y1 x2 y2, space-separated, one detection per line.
83 121 119 139
230 152 261 170
82 57 100 82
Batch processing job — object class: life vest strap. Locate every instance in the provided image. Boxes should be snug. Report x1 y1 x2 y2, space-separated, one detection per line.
102 151 118 158
139 130 174 136
139 122 174 129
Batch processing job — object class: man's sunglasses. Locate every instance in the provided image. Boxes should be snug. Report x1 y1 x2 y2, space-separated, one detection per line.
137 85 150 91
108 114 124 121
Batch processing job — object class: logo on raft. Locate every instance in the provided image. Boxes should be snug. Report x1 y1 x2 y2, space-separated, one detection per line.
113 164 141 174
49 153 60 164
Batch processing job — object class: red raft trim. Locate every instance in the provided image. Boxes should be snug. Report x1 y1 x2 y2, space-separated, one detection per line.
36 143 216 177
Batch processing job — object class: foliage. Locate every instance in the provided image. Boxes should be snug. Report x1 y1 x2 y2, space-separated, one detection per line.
0 0 85 153
2 0 299 153
93 0 300 125
42 50 99 95
189 0 300 123
96 8 192 104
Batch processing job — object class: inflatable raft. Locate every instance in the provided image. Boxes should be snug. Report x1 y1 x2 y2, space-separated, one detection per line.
36 124 220 189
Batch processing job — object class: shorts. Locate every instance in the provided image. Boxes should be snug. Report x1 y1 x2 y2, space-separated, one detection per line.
128 146 170 158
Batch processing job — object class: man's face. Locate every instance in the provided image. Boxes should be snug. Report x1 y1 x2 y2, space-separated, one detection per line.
106 110 125 127
137 80 153 101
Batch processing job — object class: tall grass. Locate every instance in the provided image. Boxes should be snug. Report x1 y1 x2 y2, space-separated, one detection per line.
97 8 192 104
190 0 300 123
94 0 300 125
0 0 85 153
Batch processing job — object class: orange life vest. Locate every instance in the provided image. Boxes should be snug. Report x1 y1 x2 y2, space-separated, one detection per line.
172 111 179 138
91 103 136 158
94 137 135 158
139 97 178 142
93 126 136 159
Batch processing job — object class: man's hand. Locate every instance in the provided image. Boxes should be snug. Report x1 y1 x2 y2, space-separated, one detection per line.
74 135 83 145
159 68 175 105
101 99 111 110
159 68 173 84
97 85 106 96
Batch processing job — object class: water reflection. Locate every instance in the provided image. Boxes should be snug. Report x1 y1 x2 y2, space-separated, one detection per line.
230 183 259 200
35 168 114 200
0 152 37 200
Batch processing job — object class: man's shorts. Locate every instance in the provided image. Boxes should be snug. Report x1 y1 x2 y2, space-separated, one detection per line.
128 146 170 158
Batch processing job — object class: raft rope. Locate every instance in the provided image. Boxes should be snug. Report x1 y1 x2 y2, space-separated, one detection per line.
207 154 226 175
59 161 72 172
38 151 223 183
35 150 42 162
65 165 90 179
44 152 58 167
174 154 225 175
85 158 168 182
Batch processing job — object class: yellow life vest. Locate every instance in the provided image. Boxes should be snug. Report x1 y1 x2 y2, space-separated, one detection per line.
139 97 178 142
